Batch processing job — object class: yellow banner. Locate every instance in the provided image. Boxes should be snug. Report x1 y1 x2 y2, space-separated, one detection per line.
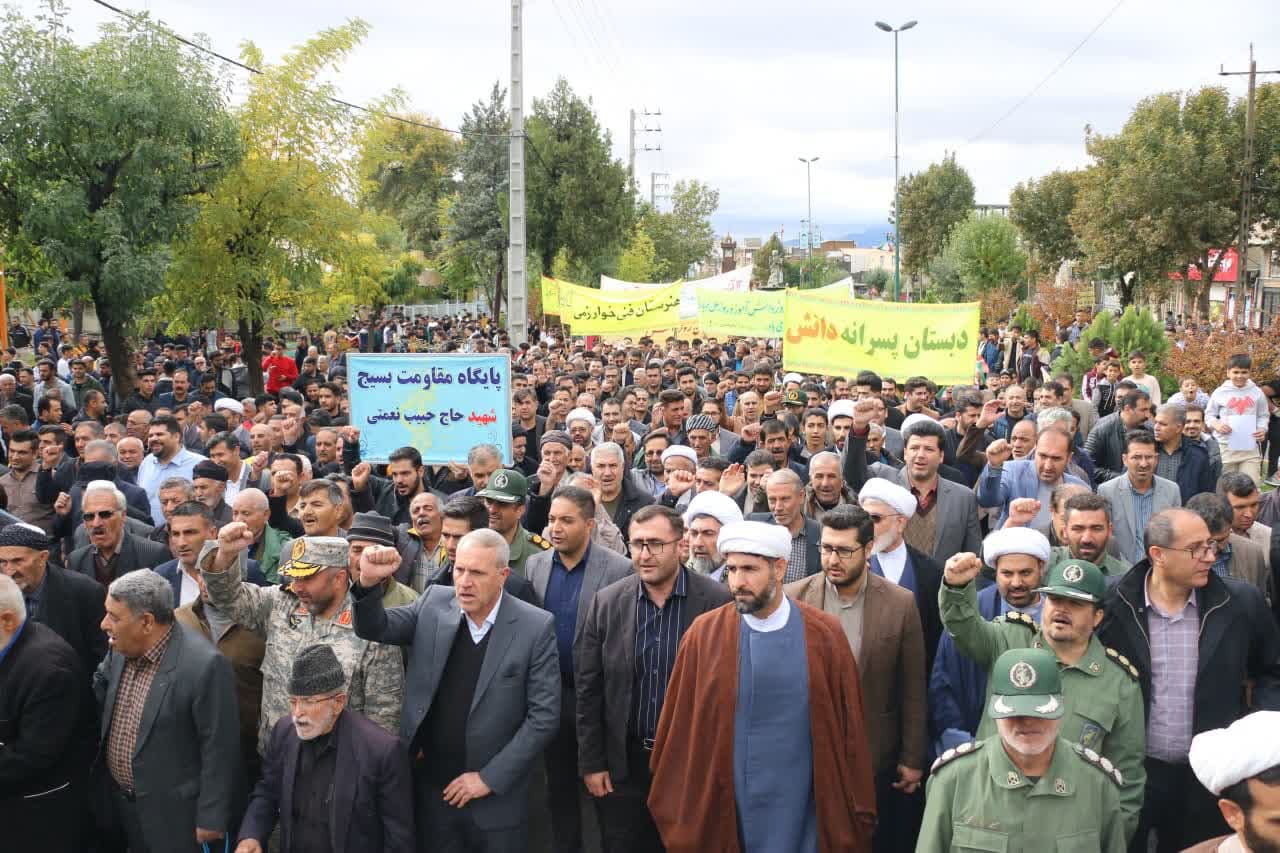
783 291 980 383
540 276 562 315
559 280 682 335
697 288 785 338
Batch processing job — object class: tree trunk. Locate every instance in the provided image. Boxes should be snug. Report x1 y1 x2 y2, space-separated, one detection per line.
490 252 506 321
239 317 266 396
93 287 136 400
1117 274 1136 309
71 299 84 338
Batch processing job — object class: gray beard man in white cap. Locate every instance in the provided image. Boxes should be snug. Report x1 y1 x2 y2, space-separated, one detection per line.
682 490 744 581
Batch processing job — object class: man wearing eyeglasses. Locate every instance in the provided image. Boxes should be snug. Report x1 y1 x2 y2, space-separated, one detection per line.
66 480 170 586
1099 507 1280 852
785 504 927 852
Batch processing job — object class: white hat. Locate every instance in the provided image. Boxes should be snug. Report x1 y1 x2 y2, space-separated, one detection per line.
858 478 917 517
1190 711 1280 795
684 490 744 528
566 407 596 427
214 398 245 416
783 372 804 385
900 413 936 435
660 445 698 467
717 520 792 560
828 400 856 422
982 527 1051 566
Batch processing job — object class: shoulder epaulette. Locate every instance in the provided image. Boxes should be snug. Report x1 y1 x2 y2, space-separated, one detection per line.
930 739 984 773
1000 611 1037 631
530 533 551 550
1104 646 1140 681
1073 744 1123 786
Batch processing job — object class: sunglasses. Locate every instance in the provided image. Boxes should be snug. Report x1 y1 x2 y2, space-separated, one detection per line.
867 512 900 524
82 509 118 523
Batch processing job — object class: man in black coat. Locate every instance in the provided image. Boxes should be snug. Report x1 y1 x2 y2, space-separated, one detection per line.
0 522 106 677
67 481 171 587
0 574 99 853
237 645 414 853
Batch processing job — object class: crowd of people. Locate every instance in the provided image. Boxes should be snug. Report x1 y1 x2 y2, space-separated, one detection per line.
1 306 1279 853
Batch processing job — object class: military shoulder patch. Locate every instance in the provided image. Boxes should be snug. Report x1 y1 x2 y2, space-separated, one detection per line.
1104 646 1140 681
1000 611 1037 630
1072 743 1123 787
930 739 984 774
530 533 551 550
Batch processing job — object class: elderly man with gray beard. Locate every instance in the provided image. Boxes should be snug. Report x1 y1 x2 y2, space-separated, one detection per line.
682 489 744 582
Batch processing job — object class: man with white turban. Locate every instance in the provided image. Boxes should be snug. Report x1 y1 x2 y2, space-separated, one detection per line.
647 520 877 851
1187 711 1280 852
682 490 743 581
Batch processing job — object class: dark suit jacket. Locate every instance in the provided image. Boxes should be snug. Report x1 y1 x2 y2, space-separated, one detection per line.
31 565 107 678
68 532 171 583
785 572 928 777
156 557 267 605
92 622 242 848
427 559 537 605
525 545 635 661
889 545 944 675
351 585 560 831
574 570 731 782
745 512 822 579
239 710 414 853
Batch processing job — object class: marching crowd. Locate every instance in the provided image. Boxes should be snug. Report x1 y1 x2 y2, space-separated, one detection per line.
1 308 1279 853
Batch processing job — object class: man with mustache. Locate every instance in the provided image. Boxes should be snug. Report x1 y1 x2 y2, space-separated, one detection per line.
939 549 1145 840
918 647 1127 851
234 644 413 853
1099 429 1182 566
1051 492 1131 576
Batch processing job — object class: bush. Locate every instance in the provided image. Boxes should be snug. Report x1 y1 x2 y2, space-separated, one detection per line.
1050 307 1168 384
1011 305 1040 336
1162 320 1280 393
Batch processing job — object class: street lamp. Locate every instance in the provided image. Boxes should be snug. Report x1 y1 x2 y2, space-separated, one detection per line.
798 156 819 288
876 19 916 302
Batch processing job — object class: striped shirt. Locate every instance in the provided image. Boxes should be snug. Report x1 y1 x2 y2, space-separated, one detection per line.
631 568 688 741
1143 573 1199 762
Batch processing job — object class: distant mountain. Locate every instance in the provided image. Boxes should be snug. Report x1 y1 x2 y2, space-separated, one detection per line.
712 214 894 249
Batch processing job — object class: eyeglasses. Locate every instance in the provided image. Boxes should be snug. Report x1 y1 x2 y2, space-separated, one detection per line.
867 512 900 524
819 543 866 560
82 510 118 523
1163 541 1221 559
288 692 343 709
631 539 678 555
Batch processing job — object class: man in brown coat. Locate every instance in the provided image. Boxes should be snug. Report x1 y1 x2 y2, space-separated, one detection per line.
785 504 926 852
648 519 877 852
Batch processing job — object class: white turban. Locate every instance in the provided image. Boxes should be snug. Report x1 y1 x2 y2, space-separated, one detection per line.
717 520 792 560
684 490 744 528
1190 711 1280 795
566 407 596 427
900 413 936 436
858 478 917 518
661 445 698 467
214 398 245 416
982 527 1051 566
783 372 804 386
828 400 856 422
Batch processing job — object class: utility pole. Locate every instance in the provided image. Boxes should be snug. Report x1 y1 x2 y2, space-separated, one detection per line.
628 108 661 190
1220 48 1280 328
798 157 819 287
876 20 917 303
507 0 527 345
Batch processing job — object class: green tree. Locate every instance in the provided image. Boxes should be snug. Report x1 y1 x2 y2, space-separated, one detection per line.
946 212 1027 295
446 84 510 314
0 4 239 396
358 113 458 253
526 79 632 279
925 244 966 302
616 227 657 283
863 266 890 290
160 21 386 394
1050 307 1169 383
894 153 976 275
751 233 785 286
1009 170 1081 267
639 180 719 280
1071 88 1239 312
1254 83 1280 234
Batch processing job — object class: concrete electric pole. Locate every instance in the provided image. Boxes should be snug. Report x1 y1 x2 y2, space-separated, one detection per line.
507 0 527 345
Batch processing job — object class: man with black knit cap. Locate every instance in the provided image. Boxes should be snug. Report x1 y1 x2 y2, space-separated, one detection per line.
236 644 414 853
192 459 233 528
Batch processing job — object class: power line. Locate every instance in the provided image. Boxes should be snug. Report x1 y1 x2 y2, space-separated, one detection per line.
86 0 512 139
966 0 1126 145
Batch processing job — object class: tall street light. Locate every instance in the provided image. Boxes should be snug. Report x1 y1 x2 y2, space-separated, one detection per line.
798 156 819 287
876 19 916 302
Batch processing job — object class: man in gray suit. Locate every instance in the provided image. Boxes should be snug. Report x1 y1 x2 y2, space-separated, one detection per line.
1099 429 1182 565
93 569 241 852
525 485 633 853
351 529 560 853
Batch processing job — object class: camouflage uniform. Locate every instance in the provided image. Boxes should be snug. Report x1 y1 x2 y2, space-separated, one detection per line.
198 537 405 755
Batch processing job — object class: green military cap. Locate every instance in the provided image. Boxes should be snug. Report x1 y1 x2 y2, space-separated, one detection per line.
783 389 806 407
989 647 1064 720
1034 558 1106 604
476 468 528 504
279 536 350 579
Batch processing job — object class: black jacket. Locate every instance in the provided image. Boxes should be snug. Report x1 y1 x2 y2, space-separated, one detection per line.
1084 411 1129 484
1098 560 1280 736
900 544 945 675
67 532 171 584
526 473 655 547
29 565 107 679
239 711 414 853
1166 437 1215 504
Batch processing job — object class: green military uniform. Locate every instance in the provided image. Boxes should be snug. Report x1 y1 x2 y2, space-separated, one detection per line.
938 558 1145 840
199 536 405 755
1050 544 1128 576
476 468 549 576
917 648 1127 852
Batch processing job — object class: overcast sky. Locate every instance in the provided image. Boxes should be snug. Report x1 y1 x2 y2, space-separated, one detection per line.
25 0 1280 237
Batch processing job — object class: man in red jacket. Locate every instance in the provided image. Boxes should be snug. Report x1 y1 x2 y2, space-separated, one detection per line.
262 341 299 395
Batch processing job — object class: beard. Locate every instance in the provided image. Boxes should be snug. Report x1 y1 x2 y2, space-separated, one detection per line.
1243 817 1280 853
292 705 337 741
869 530 899 556
733 580 775 615
687 554 720 574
